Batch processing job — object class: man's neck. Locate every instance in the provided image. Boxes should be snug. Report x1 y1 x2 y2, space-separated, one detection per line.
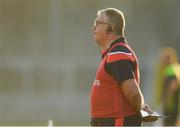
99 35 123 52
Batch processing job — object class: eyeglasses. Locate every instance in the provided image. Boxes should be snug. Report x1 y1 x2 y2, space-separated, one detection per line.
93 20 111 27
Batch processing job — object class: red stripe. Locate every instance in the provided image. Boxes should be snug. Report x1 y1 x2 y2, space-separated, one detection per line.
115 118 124 126
107 53 135 63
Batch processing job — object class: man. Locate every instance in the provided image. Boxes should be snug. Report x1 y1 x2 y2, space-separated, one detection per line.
90 8 155 126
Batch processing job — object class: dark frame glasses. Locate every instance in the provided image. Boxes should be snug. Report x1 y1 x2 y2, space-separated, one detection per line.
93 20 111 26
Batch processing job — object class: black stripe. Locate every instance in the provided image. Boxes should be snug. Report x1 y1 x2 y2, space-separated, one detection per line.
109 45 131 54
90 115 142 126
91 118 115 126
109 37 126 48
105 60 136 84
123 114 142 126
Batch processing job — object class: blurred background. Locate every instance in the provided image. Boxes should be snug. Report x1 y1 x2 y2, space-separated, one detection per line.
0 0 179 126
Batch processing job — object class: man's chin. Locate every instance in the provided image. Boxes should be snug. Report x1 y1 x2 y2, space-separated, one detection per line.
93 37 97 42
93 36 100 44
94 39 99 44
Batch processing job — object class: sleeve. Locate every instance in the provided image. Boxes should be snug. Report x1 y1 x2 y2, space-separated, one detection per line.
105 48 136 84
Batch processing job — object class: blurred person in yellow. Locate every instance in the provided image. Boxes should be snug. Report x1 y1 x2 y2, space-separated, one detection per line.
154 47 180 126
153 47 178 107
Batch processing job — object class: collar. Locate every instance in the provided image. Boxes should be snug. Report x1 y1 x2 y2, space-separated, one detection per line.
101 37 126 59
109 37 126 49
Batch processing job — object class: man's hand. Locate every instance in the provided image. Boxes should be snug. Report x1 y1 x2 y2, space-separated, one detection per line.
141 104 158 122
141 104 153 114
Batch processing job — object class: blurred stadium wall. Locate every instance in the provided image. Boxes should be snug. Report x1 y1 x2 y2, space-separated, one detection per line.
0 0 179 125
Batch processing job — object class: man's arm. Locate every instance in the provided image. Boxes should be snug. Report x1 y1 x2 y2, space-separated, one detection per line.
120 79 144 112
106 46 153 114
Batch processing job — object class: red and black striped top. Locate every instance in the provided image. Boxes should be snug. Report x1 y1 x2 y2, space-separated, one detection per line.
90 37 140 118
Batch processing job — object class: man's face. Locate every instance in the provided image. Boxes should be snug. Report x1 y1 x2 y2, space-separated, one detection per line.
91 12 111 44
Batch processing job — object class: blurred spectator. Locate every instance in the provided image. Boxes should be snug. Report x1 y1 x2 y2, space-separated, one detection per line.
153 47 178 107
154 47 180 126
162 61 180 125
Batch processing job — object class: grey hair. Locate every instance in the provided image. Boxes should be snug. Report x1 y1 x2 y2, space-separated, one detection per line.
98 8 125 36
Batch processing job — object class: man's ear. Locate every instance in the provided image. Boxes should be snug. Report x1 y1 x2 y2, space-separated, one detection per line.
106 26 113 34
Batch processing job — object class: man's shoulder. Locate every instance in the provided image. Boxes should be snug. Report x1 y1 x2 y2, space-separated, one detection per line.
106 44 134 63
